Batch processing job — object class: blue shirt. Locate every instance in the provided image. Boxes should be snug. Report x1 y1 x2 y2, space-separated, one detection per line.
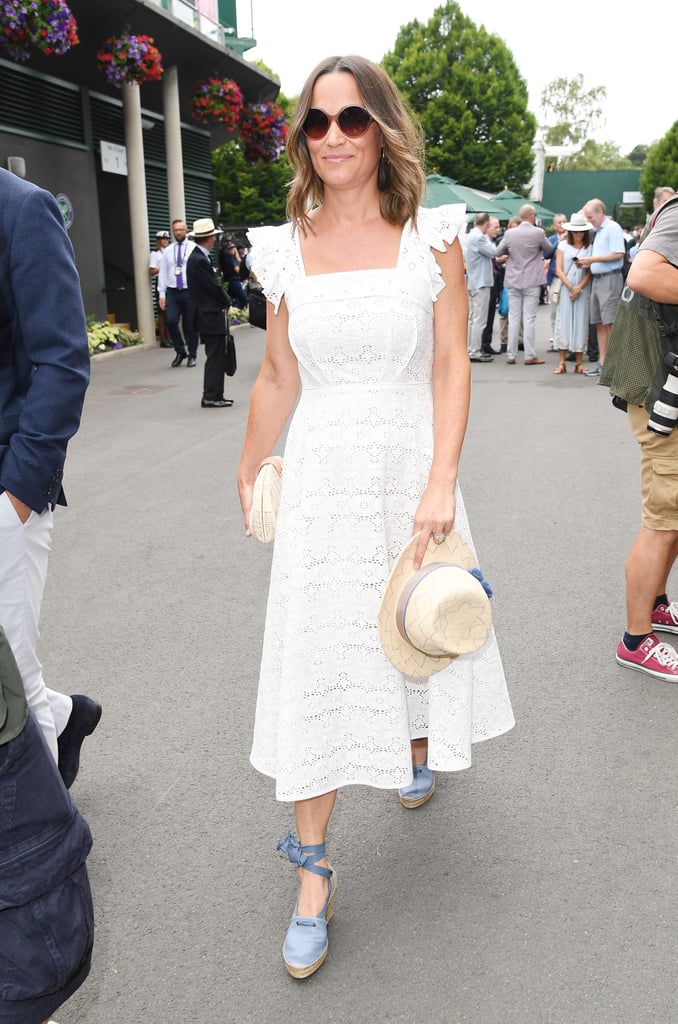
591 217 625 274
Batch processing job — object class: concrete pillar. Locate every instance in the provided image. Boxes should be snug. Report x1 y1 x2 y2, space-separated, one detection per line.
163 66 186 222
122 81 155 345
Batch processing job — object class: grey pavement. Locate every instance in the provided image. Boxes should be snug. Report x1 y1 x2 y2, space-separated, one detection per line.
43 306 677 1024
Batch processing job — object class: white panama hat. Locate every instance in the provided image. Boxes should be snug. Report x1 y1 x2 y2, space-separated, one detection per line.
378 531 493 678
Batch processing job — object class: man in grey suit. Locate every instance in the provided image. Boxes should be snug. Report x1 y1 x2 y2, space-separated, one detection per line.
495 204 554 365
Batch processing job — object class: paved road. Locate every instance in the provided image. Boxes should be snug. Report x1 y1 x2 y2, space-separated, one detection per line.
45 309 677 1024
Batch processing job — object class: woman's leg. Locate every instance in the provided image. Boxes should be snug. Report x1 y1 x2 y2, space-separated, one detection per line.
294 790 337 916
410 737 428 764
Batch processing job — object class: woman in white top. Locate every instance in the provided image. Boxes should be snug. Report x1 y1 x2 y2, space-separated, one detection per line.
236 55 514 979
554 212 594 374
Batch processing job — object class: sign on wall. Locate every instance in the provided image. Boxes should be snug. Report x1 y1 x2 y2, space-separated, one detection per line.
101 141 128 176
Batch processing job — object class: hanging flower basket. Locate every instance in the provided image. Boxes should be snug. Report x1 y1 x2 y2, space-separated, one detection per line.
192 78 244 131
238 103 288 164
96 34 163 89
0 0 79 62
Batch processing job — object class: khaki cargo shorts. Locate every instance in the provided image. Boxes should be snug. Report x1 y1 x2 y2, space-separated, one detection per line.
629 403 678 530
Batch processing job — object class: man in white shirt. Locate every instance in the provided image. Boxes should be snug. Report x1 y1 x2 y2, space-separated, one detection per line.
149 229 171 346
157 219 199 367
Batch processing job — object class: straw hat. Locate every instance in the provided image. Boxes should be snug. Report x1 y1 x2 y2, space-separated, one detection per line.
190 217 222 239
378 531 492 678
562 211 594 232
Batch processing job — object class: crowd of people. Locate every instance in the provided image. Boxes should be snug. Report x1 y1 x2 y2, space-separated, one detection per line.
461 195 642 374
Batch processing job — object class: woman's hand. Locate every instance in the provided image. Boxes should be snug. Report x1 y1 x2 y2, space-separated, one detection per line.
570 284 581 301
237 476 255 537
411 480 456 570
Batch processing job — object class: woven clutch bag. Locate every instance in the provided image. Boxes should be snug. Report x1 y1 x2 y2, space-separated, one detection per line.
250 456 283 544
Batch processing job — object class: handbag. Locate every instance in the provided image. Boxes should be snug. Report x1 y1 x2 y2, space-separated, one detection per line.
225 321 237 377
250 456 283 544
498 285 509 318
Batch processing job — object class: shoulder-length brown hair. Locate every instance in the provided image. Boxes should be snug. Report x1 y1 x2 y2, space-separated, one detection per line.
286 55 426 233
566 229 593 247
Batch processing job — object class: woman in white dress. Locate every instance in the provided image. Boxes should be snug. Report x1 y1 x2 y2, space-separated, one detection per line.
554 212 594 374
237 55 514 979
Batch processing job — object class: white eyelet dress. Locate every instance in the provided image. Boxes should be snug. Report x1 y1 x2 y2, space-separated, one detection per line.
248 204 514 802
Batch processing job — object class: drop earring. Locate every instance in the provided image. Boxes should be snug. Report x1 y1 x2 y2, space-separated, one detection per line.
377 149 388 191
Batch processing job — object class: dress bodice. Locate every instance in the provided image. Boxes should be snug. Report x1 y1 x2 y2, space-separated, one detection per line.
249 205 466 389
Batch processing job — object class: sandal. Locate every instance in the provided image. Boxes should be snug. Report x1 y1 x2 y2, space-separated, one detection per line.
574 364 585 374
277 833 336 979
399 757 436 808
553 365 567 374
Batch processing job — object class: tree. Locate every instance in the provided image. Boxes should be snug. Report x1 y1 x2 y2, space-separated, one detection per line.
559 140 634 171
540 74 606 147
382 2 536 193
626 144 649 168
640 120 678 210
211 89 295 228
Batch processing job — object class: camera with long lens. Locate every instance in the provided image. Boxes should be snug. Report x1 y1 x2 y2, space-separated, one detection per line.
647 351 678 435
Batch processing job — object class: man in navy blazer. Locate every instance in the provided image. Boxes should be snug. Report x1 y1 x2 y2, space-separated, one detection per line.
0 167 100 787
186 217 233 408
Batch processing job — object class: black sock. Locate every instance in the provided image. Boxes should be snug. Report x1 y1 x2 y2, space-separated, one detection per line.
654 594 668 610
623 631 652 651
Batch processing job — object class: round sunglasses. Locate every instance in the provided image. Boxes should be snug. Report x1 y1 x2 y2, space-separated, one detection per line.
301 105 373 141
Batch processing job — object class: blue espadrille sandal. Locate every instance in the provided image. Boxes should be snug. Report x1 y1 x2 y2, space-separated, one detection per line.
276 832 337 979
399 757 435 808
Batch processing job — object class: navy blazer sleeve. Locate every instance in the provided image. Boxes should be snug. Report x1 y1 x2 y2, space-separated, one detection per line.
0 171 90 511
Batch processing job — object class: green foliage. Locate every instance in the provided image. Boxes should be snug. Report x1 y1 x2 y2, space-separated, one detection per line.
86 318 142 356
640 121 678 210
626 144 649 168
559 139 634 171
212 89 295 227
540 75 605 147
381 1 536 193
213 141 291 226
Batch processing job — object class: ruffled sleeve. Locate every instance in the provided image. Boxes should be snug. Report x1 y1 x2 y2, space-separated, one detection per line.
248 223 298 315
415 204 467 301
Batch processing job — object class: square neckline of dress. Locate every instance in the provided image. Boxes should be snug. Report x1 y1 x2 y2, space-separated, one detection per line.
294 219 410 278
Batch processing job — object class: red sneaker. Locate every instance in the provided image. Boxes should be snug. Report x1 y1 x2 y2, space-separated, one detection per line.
616 634 678 681
651 602 678 634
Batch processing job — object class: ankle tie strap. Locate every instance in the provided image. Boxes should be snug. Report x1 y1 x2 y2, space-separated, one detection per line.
276 832 331 879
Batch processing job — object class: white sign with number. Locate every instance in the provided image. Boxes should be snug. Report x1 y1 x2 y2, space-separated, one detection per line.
101 141 128 176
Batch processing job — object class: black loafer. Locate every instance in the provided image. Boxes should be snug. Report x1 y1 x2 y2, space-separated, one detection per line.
201 398 234 408
57 695 102 789
171 353 187 367
187 357 197 367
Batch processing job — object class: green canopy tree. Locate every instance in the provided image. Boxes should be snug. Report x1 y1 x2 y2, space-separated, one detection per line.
211 87 295 228
382 1 536 193
559 140 634 171
640 121 678 210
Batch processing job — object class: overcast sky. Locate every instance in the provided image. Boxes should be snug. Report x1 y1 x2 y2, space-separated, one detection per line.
236 0 674 157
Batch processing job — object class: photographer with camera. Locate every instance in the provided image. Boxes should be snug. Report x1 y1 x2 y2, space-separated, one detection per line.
601 191 678 679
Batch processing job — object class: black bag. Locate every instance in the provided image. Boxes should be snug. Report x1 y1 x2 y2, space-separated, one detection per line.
225 330 237 377
248 285 267 330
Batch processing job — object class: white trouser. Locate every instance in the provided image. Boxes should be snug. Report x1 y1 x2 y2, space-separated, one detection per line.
507 286 541 360
0 491 71 761
467 287 491 357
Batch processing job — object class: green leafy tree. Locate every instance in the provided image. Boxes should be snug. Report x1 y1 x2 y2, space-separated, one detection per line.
560 139 634 171
640 121 678 209
540 74 606 147
626 144 649 168
211 90 295 227
382 1 536 193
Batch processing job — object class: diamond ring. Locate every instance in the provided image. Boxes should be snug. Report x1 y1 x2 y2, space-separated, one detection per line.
433 533 446 543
